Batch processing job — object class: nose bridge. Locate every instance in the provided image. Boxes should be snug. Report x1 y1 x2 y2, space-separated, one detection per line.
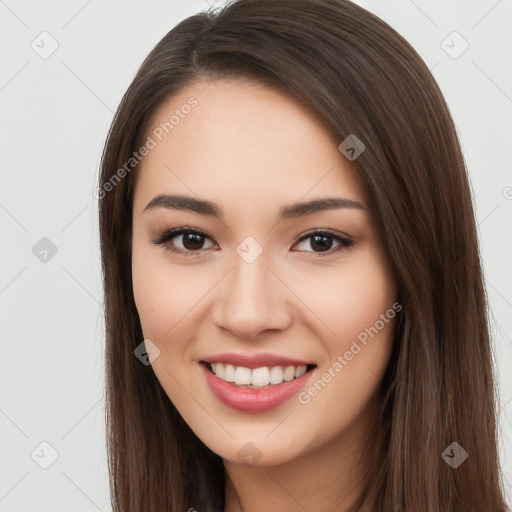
231 251 273 302
212 248 291 339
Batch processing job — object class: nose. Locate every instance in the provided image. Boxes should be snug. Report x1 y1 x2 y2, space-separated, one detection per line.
211 254 293 341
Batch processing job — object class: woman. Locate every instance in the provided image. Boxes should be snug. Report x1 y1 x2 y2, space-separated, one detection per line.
97 0 509 510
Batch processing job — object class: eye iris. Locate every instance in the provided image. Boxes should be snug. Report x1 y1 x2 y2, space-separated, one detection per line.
182 233 204 250
310 235 333 252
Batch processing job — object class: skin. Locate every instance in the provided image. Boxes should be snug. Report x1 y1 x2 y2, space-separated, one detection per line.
131 78 398 512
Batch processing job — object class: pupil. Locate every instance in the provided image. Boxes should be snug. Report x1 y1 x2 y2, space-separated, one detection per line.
311 235 332 252
183 233 204 250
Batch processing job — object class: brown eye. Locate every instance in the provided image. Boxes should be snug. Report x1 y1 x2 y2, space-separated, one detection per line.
152 228 216 256
180 232 208 251
293 230 353 256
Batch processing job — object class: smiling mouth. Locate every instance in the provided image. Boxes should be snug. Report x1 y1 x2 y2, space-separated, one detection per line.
200 361 317 389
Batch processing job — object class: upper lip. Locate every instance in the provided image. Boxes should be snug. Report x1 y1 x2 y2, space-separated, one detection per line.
201 352 315 369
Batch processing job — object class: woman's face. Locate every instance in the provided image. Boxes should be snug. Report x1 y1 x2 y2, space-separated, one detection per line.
131 78 398 466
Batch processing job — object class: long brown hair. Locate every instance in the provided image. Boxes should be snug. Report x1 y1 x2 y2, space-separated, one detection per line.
98 0 508 510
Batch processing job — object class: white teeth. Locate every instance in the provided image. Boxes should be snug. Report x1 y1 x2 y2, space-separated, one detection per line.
224 363 236 382
234 366 252 385
295 365 307 378
251 367 270 386
215 363 225 380
283 366 296 381
209 363 310 387
269 366 284 385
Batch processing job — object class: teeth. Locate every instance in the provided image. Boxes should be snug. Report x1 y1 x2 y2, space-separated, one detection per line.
283 366 295 381
209 363 309 387
251 367 270 386
269 366 284 385
224 363 236 382
295 365 307 378
234 366 252 385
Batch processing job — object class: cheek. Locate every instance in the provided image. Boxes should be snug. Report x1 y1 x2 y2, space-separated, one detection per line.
132 239 193 338
131 239 218 365
132 243 169 339
293 250 397 437
131 242 203 407
291 248 397 354
131 241 191 366
334 264 395 349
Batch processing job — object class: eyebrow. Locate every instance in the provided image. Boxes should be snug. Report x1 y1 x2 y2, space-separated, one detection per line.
143 194 366 219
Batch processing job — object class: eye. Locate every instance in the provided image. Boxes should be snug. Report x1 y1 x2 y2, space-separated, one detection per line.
152 228 217 257
152 227 354 258
292 230 353 256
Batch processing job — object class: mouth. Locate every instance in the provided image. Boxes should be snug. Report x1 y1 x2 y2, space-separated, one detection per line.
200 361 317 389
199 359 318 412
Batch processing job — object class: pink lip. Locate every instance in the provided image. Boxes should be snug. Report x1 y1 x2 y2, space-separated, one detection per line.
199 362 317 413
201 352 314 369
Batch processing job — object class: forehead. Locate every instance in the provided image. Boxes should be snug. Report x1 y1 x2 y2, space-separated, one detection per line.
133 78 367 216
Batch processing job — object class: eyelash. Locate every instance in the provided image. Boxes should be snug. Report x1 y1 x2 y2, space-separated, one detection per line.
151 227 354 258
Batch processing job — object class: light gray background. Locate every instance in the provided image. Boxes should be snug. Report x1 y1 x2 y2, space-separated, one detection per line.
1 0 511 509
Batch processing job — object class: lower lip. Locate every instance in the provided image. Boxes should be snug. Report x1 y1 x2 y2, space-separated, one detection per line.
200 362 316 413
